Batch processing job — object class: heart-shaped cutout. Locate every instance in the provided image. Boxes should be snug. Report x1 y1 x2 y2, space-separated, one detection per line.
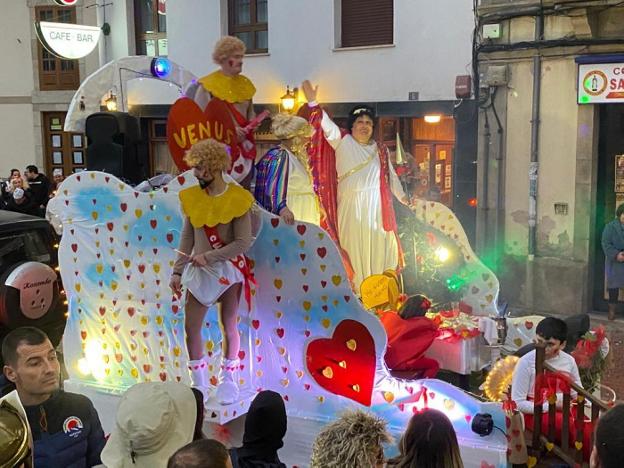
167 97 239 170
305 319 376 406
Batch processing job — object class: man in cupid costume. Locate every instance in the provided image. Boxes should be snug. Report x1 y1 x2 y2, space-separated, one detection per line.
169 139 255 405
301 80 412 291
186 36 258 188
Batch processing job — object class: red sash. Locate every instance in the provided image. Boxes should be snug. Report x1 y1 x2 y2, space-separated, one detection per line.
203 226 255 310
225 102 256 161
378 143 405 270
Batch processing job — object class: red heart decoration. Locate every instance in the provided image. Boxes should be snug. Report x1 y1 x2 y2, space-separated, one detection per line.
120 203 127 212
271 218 280 228
305 319 376 406
317 247 327 258
233 164 245 174
167 98 239 170
252 320 260 329
297 224 307 235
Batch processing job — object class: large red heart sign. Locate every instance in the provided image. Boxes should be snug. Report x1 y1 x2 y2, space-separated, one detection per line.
167 97 238 171
306 319 376 406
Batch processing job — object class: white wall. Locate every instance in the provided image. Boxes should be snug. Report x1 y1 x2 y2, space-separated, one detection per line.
167 0 474 104
1 2 35 96
0 105 36 176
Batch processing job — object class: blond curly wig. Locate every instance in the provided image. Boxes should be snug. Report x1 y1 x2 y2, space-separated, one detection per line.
183 139 231 173
310 410 392 468
212 36 246 64
271 114 313 140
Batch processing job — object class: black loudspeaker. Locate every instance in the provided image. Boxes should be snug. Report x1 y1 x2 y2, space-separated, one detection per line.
85 112 144 184
471 413 494 436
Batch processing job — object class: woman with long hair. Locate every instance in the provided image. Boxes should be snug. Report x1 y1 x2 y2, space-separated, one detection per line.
387 409 464 468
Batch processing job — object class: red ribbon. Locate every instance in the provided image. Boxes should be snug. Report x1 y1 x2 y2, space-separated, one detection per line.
225 102 256 161
203 226 256 311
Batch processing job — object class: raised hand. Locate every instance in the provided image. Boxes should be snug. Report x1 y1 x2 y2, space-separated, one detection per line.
302 80 318 103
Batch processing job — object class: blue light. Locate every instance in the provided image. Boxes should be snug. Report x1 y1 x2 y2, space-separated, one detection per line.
150 57 171 79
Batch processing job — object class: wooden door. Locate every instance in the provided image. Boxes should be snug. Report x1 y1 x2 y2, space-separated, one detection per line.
42 112 86 177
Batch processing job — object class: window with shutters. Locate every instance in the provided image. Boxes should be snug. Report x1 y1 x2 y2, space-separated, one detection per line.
134 0 167 56
340 0 393 48
228 0 268 54
36 6 80 91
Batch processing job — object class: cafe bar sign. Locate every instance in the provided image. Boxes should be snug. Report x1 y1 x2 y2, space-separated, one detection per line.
578 62 624 104
35 21 100 60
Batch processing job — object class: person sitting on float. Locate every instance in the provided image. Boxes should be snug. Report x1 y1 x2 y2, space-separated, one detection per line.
254 114 319 226
379 294 440 379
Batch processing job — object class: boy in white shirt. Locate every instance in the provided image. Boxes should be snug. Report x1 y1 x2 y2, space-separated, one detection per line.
512 317 582 414
511 317 591 459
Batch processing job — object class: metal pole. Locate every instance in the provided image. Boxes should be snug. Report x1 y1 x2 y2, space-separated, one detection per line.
528 11 544 259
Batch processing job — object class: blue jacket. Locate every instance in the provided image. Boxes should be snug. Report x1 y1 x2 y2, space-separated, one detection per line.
24 391 105 468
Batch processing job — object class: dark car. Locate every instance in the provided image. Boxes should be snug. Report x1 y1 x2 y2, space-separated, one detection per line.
0 211 65 368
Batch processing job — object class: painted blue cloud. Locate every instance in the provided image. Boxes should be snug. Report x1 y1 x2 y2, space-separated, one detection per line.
74 187 122 222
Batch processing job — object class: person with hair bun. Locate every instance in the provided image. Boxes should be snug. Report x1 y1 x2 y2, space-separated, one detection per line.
170 138 255 405
301 80 412 290
254 113 320 225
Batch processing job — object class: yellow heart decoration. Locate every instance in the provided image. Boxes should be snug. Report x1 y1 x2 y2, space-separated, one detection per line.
155 315 163 326
527 457 537 468
131 368 139 378
152 263 161 274
514 338 523 347
95 241 100 248
205 340 214 351
575 441 583 450
321 295 328 302
299 240 305 248
318 232 325 240
274 278 283 289
545 442 554 452
275 311 283 319
96 263 104 274
304 315 310 322
317 396 325 403
331 275 342 286
443 398 455 410
346 339 357 351
383 391 395 403
123 224 129 232
135 209 143 218
280 378 289 387
278 347 286 356
303 301 312 311
322 367 333 379
75 283 81 292
320 264 326 272
295 370 304 379
124 259 131 268
273 239 279 246
321 318 331 329
255 338 261 346
111 281 118 291
173 346 181 357
91 211 98 220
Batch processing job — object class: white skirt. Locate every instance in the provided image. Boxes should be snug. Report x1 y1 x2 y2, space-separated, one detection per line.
183 261 244 307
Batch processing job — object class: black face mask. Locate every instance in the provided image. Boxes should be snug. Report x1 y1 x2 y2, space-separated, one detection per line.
198 177 212 189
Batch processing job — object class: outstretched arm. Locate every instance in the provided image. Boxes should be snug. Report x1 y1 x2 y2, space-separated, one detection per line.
302 80 342 149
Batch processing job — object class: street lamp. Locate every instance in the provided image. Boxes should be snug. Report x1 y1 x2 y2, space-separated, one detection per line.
105 91 117 112
280 86 298 113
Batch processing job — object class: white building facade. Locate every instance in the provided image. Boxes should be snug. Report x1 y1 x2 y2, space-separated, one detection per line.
2 1 479 242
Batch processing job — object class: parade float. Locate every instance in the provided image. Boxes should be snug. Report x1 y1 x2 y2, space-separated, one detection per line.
51 55 509 467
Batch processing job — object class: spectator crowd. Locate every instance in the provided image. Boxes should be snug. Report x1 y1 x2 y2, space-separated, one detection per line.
0 166 64 217
2 326 622 468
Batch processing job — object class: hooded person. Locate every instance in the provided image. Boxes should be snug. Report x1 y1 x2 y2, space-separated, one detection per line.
229 390 287 468
101 382 197 468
